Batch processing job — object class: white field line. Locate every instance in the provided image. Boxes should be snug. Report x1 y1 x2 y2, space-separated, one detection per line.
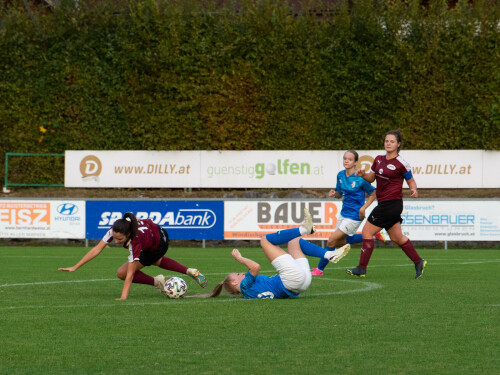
1 259 499 310
0 278 383 310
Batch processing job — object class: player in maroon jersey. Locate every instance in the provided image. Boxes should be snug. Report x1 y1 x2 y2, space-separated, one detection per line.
58 212 208 300
345 130 427 279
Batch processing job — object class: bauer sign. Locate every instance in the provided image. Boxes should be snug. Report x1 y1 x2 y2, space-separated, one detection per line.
86 200 224 240
224 200 347 240
0 200 85 239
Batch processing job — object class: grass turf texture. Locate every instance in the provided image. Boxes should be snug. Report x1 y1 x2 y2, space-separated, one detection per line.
1 246 499 375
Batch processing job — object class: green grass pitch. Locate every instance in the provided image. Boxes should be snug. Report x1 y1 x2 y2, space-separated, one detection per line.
1 245 499 374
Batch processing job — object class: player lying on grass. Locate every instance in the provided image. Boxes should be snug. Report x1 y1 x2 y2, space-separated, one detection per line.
196 208 350 299
58 212 207 300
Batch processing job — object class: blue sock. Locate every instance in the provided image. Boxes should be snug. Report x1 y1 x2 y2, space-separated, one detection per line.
266 228 302 245
317 246 335 271
299 239 327 258
346 234 362 244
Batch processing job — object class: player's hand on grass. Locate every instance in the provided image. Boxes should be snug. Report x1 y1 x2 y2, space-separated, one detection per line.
58 267 77 272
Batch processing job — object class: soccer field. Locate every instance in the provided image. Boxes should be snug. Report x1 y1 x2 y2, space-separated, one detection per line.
1 245 499 374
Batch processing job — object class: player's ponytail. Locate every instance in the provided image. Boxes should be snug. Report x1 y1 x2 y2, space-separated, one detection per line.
187 282 224 298
112 212 139 240
186 275 241 298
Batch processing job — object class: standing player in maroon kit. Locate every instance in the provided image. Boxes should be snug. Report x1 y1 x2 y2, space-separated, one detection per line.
59 212 208 300
345 130 427 279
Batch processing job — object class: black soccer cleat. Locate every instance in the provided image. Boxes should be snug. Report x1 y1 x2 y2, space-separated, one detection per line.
415 259 427 279
345 266 366 278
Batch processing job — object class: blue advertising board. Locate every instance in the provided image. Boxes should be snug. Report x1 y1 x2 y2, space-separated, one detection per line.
86 200 224 240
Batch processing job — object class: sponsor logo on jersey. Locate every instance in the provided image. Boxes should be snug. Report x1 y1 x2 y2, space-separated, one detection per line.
387 164 396 170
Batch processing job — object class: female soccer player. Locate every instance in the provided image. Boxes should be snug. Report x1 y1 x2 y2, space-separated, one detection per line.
311 150 385 276
58 212 207 300
345 130 427 279
199 208 350 299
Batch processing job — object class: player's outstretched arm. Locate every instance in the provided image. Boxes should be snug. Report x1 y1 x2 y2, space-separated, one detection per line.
356 169 376 183
231 249 261 276
58 240 108 272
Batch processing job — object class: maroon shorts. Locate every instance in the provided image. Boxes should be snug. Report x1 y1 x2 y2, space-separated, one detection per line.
139 228 169 266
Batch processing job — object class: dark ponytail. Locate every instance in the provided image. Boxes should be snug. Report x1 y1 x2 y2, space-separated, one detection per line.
112 212 139 239
386 129 403 153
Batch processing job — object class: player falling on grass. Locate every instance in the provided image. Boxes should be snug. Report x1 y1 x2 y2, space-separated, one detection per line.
345 129 427 279
58 212 207 300
311 150 386 276
196 208 350 300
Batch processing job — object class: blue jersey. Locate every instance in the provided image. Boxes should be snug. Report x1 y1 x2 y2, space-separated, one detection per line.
335 170 375 221
240 271 298 299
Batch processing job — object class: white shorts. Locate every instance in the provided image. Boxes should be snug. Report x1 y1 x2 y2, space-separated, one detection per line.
271 254 312 294
336 215 362 236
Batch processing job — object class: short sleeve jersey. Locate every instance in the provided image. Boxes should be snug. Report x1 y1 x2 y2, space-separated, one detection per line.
103 219 161 263
240 271 298 299
335 170 375 221
371 155 413 203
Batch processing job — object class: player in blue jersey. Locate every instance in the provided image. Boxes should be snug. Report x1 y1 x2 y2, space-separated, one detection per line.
198 208 350 299
311 150 385 276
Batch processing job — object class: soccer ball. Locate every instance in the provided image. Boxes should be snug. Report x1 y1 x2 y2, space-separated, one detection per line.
164 277 188 299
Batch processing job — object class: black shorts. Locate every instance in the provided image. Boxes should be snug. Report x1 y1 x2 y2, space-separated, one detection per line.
367 199 403 230
139 228 169 267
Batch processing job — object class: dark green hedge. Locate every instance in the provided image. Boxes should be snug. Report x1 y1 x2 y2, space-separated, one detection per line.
0 0 499 184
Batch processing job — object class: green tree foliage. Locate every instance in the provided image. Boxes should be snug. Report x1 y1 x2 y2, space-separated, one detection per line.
0 0 498 183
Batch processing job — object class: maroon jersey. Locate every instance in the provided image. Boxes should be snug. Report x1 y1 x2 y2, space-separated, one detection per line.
103 219 161 262
371 155 413 203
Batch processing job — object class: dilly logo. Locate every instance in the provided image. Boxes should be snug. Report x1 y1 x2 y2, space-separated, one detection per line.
57 203 79 215
387 164 396 171
80 155 102 179
358 155 374 172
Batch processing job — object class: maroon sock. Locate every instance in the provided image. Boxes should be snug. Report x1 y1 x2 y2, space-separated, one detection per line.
159 257 188 274
132 271 154 286
401 239 421 264
359 239 375 270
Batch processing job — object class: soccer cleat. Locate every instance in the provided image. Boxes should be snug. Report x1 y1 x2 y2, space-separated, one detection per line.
345 266 366 278
415 259 427 279
187 268 208 288
302 208 316 234
311 268 324 276
328 244 351 264
374 230 387 242
153 275 167 295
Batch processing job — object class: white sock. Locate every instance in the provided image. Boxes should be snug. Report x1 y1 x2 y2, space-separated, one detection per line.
324 250 335 259
299 226 308 236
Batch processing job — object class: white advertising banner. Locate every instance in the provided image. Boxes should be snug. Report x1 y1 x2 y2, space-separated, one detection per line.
0 200 85 239
401 199 500 241
65 150 500 189
224 199 500 241
65 151 201 188
202 150 335 188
